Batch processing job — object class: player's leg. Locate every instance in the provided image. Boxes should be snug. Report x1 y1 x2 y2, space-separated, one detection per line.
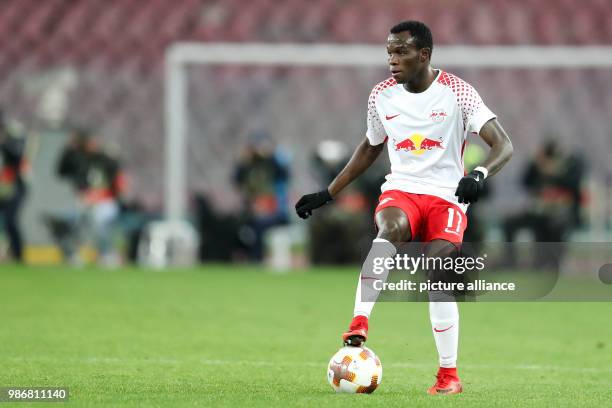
4 194 24 262
421 197 467 395
91 200 120 266
425 239 463 395
344 191 419 346
344 207 410 346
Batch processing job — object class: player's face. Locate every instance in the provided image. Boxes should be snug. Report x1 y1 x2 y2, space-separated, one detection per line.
387 33 429 84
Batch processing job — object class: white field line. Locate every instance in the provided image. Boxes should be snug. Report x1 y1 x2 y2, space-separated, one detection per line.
3 356 612 373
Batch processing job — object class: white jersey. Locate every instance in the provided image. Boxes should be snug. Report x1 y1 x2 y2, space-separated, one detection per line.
366 69 496 210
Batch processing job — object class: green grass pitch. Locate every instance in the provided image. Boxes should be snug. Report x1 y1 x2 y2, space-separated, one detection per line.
1 265 611 407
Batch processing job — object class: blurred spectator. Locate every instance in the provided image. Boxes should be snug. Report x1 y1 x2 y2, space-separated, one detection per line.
194 194 243 262
502 139 586 268
119 199 157 264
0 117 29 262
56 128 126 265
308 140 385 264
233 133 290 261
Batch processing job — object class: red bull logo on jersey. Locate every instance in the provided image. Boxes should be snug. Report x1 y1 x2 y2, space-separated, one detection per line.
430 109 448 123
394 133 444 155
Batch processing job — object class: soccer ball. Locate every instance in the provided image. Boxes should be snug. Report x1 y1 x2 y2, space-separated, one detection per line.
327 346 382 393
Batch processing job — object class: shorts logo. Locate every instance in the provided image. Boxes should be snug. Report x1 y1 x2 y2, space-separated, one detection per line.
379 197 394 206
430 109 448 123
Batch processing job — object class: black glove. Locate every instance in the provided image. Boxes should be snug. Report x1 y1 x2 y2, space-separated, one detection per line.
455 170 486 204
295 189 333 219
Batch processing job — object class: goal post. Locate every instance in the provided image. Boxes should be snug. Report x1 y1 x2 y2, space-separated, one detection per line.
164 43 612 230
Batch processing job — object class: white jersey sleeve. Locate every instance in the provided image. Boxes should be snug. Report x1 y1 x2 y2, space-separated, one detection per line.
365 85 387 145
437 72 496 135
465 86 496 134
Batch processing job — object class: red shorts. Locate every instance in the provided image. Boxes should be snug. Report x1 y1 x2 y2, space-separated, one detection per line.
375 190 468 243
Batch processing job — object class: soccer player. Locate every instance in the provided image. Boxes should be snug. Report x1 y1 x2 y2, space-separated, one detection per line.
295 21 513 395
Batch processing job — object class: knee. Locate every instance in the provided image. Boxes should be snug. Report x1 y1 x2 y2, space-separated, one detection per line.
425 240 459 283
425 240 458 259
377 218 406 242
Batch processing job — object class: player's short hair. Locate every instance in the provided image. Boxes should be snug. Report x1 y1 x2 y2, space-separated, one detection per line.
389 21 433 55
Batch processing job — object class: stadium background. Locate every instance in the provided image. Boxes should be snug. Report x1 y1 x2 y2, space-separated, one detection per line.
0 0 609 256
1 0 611 406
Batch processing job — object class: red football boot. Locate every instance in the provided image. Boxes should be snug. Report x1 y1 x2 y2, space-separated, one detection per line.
342 315 368 346
427 367 463 395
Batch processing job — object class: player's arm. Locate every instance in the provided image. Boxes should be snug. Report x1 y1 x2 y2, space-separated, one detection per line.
455 118 513 204
295 137 384 219
476 119 513 177
328 138 384 197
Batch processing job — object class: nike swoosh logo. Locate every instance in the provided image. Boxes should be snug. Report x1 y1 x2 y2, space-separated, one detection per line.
434 325 454 333
385 114 400 120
